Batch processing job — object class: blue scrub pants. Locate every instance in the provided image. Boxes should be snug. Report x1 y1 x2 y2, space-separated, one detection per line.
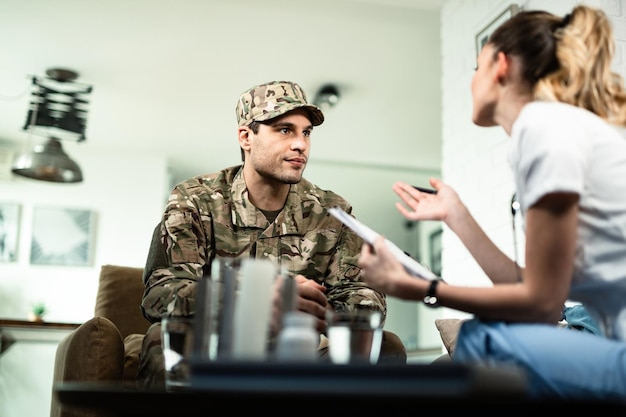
453 319 626 400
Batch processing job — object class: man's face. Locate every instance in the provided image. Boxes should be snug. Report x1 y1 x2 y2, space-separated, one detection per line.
244 109 313 184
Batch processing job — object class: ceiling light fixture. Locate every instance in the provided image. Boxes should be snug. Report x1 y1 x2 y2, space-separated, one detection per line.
313 84 340 111
11 137 83 183
11 67 92 184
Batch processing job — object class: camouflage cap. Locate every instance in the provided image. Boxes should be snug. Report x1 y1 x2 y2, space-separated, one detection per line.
236 81 324 127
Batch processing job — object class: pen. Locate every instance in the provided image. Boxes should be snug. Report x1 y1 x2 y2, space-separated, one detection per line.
412 185 437 194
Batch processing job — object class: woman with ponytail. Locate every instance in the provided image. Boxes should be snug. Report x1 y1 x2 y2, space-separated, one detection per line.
359 5 626 400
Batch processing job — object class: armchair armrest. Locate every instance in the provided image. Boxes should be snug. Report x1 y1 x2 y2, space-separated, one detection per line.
51 316 125 417
53 316 125 383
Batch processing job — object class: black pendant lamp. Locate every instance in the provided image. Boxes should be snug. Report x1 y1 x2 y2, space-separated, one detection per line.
11 68 92 184
11 137 83 183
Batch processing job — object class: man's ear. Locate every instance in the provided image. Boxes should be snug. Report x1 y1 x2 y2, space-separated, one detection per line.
238 127 252 152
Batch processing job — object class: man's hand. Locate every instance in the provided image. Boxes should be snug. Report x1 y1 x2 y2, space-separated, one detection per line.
293 275 328 333
270 274 328 335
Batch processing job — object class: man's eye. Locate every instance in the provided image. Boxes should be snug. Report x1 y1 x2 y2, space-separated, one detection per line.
280 127 290 134
303 130 311 137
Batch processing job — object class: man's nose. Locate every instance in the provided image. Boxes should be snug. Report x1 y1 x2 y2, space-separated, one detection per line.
291 134 308 149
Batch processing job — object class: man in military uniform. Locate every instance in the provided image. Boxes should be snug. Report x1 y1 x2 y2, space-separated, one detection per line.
137 80 404 387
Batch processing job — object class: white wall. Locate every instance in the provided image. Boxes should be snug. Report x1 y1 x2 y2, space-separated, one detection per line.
0 148 168 322
0 148 168 417
439 0 624 323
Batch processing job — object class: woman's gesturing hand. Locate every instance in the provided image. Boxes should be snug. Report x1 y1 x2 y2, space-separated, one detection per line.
393 179 459 223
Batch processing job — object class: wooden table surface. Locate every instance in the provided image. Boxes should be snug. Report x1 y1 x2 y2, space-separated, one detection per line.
0 318 80 354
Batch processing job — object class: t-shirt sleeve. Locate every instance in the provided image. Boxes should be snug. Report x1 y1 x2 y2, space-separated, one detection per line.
513 105 590 209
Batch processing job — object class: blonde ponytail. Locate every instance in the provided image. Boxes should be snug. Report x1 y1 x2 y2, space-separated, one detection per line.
534 6 626 125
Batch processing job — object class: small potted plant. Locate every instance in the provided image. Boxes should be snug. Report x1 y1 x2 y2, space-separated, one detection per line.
29 302 46 322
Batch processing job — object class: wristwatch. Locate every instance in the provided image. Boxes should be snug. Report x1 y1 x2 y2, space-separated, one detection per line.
423 279 441 308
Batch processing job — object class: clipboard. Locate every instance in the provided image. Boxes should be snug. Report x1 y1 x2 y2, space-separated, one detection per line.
328 207 441 281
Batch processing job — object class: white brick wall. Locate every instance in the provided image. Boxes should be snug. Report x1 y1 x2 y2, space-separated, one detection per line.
439 0 626 318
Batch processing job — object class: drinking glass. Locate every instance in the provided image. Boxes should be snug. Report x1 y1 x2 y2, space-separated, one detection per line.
161 316 194 390
326 309 383 365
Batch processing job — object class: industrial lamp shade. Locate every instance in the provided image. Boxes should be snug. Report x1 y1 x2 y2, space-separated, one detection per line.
11 137 83 183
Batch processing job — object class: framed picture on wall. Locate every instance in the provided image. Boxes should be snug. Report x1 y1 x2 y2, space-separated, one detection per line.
429 228 443 277
475 4 520 57
0 202 21 263
30 206 96 266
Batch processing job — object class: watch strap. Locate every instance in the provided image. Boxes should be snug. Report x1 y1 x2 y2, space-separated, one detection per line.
423 279 440 308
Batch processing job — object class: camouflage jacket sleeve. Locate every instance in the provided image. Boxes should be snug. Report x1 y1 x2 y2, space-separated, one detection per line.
140 177 211 322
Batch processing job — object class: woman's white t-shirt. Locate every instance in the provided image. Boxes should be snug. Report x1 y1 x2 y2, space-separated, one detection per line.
508 101 626 340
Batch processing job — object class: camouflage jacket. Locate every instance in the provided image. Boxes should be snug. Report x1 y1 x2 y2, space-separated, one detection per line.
141 165 387 323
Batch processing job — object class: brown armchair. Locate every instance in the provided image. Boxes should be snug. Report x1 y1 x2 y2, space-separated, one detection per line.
50 264 150 417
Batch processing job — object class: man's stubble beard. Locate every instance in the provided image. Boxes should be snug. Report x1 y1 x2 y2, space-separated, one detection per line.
256 163 304 185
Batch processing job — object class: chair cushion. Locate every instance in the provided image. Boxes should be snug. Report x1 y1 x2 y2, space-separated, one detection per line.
123 333 145 382
378 330 407 364
434 318 466 357
95 264 151 339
